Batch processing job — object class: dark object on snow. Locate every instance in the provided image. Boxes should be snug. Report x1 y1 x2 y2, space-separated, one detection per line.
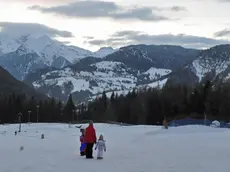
76 125 82 129
15 131 17 135
80 151 85 156
20 146 24 151
41 134 44 139
85 143 94 159
163 118 168 129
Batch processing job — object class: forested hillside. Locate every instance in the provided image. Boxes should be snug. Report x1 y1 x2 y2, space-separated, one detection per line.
1 80 230 124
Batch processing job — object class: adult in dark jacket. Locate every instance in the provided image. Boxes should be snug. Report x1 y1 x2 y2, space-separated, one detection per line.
84 120 97 159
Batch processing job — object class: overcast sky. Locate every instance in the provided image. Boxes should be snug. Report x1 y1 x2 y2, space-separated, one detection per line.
0 0 230 51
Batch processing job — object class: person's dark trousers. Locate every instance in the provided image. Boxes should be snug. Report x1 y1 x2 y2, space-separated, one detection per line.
86 143 94 159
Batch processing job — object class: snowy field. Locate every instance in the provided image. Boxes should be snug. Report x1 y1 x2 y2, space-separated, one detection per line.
1 123 230 172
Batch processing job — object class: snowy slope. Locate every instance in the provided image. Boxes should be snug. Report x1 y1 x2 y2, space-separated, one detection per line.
143 67 172 80
0 51 48 80
147 78 168 88
32 61 137 99
0 34 28 55
191 55 230 82
166 44 230 86
90 78 168 100
1 123 230 172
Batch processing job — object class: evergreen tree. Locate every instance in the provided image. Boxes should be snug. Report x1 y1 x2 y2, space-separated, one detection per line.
64 94 75 122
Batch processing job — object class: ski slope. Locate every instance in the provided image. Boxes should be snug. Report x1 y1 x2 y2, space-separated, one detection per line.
1 123 230 172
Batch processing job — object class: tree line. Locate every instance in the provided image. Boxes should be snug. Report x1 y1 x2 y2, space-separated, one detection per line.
0 94 87 124
85 80 230 124
1 80 230 124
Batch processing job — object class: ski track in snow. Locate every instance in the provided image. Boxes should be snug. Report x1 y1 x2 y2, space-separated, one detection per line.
1 123 230 172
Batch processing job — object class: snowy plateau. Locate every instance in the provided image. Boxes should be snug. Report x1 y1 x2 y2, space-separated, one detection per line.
1 123 230 172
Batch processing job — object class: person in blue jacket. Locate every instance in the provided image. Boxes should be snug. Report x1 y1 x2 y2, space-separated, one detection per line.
80 128 86 156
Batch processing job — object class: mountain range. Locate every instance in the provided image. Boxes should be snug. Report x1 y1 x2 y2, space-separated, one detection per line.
0 34 230 102
0 34 116 80
23 44 199 102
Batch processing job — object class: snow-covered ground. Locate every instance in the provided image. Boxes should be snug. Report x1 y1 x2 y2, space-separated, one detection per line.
144 67 171 80
32 61 137 96
1 123 230 172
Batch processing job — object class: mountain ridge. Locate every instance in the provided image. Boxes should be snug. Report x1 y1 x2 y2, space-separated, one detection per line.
23 44 200 102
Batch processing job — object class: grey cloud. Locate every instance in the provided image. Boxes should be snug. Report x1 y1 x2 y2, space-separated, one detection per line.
28 1 171 21
83 36 95 40
111 7 168 21
214 29 230 37
86 30 230 49
0 22 73 38
87 39 107 45
112 31 142 37
171 6 187 12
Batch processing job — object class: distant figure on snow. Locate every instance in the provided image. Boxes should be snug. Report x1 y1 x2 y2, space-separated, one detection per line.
95 134 106 159
163 117 168 129
84 120 97 159
80 128 86 156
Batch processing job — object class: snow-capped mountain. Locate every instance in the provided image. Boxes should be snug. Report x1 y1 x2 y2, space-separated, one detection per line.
167 44 230 86
24 45 199 102
0 35 116 80
93 47 116 58
19 35 93 64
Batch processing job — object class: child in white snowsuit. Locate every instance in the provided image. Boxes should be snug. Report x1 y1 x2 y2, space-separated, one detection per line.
95 134 106 159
